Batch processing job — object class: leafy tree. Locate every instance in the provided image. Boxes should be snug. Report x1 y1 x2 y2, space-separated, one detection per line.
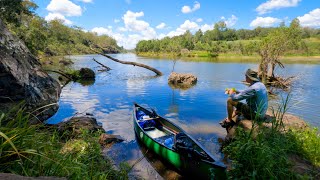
258 19 302 83
0 0 37 25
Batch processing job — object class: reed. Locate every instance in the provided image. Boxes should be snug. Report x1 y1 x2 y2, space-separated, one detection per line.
222 94 320 179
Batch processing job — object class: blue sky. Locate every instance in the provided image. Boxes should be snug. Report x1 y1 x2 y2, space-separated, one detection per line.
33 0 320 49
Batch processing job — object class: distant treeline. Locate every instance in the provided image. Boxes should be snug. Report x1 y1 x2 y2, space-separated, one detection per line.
136 21 320 56
0 0 122 57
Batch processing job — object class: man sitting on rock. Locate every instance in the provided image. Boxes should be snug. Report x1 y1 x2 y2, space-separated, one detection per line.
220 69 268 128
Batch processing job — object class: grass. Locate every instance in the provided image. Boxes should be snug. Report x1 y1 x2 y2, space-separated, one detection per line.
222 95 320 179
0 105 129 179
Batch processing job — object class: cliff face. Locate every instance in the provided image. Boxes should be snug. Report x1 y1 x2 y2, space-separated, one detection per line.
0 19 61 121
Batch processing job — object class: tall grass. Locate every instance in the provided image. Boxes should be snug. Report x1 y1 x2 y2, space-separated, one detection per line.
222 94 320 179
0 105 129 179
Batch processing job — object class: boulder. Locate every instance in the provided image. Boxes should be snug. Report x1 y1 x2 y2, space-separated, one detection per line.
99 134 124 147
79 68 95 79
168 72 197 88
0 19 61 121
56 116 104 138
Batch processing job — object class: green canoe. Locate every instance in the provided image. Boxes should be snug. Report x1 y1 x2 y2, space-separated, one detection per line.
133 103 227 179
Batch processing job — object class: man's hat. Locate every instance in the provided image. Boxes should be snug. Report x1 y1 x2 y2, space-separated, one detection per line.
245 69 260 82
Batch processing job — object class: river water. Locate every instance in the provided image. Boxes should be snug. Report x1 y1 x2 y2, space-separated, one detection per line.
47 54 320 179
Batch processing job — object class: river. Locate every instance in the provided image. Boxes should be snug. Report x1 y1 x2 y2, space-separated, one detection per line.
47 54 320 179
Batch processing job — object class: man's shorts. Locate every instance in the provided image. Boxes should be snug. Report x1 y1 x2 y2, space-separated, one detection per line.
235 102 256 120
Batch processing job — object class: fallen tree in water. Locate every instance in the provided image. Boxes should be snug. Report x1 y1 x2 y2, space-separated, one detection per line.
90 46 163 76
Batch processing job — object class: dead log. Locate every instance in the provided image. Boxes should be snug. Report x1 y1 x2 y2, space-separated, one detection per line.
44 69 72 80
92 58 111 71
90 47 163 76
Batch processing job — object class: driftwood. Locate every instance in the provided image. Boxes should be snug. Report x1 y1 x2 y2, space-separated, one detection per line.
90 47 163 76
92 58 111 71
45 69 72 80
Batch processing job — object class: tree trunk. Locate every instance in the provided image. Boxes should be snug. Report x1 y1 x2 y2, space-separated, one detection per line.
90 47 163 76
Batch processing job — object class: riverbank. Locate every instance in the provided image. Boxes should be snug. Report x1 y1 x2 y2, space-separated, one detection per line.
221 110 320 179
137 52 320 64
0 106 129 179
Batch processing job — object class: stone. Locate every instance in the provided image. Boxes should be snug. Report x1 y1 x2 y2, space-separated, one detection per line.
99 134 124 147
79 68 95 79
56 116 104 138
0 19 61 121
168 72 197 88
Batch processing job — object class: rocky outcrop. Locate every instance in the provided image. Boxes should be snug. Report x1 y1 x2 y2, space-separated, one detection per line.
79 68 95 79
0 19 61 121
56 116 104 138
99 134 124 147
225 113 308 140
168 72 197 89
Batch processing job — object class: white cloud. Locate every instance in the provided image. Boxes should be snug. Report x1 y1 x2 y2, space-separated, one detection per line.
196 18 203 23
91 11 158 49
114 19 120 23
200 24 213 32
256 0 301 15
180 20 199 30
77 0 92 3
250 16 281 27
298 8 320 27
156 22 166 29
118 27 127 32
181 1 200 14
45 12 73 25
47 0 82 16
221 15 238 27
167 20 199 37
122 11 150 31
91 27 113 36
157 33 166 39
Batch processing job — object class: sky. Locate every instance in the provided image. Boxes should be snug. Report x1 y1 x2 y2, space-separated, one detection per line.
33 0 320 49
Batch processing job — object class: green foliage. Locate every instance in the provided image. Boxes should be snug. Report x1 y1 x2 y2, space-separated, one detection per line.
0 0 37 25
135 19 320 59
0 106 129 179
3 1 122 56
222 95 320 179
288 128 320 167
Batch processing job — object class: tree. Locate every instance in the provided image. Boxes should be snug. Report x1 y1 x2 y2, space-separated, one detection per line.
258 19 302 83
0 0 37 25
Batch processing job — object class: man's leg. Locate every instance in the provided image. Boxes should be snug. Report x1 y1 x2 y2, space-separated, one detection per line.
227 97 238 122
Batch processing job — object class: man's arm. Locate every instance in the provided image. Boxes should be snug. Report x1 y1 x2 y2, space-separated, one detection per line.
230 88 256 101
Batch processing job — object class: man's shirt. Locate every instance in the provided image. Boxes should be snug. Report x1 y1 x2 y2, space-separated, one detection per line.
230 82 268 117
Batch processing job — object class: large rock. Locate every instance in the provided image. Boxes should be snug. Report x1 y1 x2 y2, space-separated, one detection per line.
168 72 197 89
56 116 104 138
0 19 61 121
99 134 124 147
79 68 95 79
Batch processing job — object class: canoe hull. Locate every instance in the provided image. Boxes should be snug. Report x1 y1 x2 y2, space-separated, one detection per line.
133 103 226 179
